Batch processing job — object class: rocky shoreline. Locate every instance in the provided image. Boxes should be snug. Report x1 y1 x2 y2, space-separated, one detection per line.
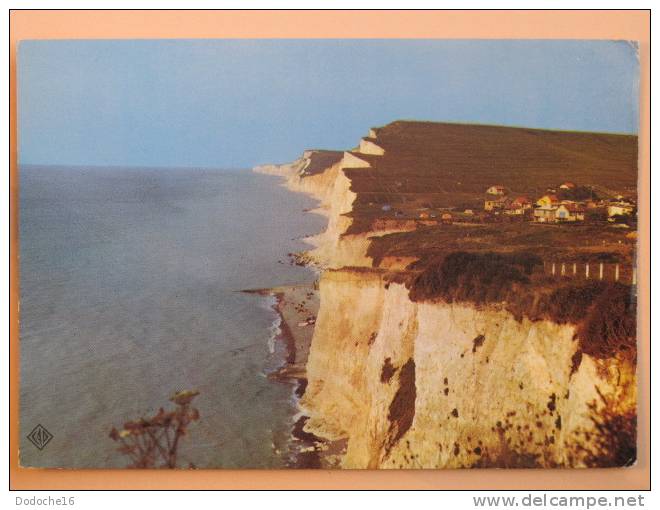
243 282 341 468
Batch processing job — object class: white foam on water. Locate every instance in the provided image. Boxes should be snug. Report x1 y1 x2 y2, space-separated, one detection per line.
258 293 282 355
267 313 282 354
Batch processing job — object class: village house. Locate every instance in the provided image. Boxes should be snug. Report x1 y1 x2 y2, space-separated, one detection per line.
511 196 532 208
484 196 506 211
504 204 526 216
607 202 634 219
441 212 453 224
536 194 560 208
533 206 557 223
504 196 532 215
533 201 585 223
556 203 585 222
418 211 430 219
486 185 506 196
559 181 576 190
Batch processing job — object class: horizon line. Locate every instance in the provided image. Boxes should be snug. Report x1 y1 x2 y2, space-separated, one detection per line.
19 119 639 169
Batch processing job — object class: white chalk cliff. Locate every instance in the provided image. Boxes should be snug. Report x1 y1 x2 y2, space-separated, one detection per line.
254 129 636 469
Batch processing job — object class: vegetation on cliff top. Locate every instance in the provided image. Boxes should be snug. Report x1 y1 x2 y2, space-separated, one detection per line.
408 251 636 361
367 222 635 269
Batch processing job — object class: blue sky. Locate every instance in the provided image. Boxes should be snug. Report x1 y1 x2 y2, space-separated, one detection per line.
19 39 639 168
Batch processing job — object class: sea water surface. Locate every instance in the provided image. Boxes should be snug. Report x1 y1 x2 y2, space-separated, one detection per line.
19 165 325 468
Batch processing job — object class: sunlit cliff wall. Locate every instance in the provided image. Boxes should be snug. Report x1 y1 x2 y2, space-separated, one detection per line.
254 126 637 469
256 150 376 268
300 269 635 468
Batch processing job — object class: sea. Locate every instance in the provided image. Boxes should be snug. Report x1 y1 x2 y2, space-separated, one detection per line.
19 165 325 468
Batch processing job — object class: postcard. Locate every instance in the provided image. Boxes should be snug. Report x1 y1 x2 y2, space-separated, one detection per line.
18 39 638 469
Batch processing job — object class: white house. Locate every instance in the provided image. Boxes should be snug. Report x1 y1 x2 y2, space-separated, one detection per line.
556 203 585 222
534 203 585 223
607 203 634 218
533 206 557 223
486 185 506 196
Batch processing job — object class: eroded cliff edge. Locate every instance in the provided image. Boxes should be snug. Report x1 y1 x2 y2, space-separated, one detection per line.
254 122 638 468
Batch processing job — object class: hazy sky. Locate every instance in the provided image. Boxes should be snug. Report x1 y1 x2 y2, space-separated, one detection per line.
19 39 639 168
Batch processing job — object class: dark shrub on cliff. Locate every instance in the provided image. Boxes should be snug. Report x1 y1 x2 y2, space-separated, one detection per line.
584 409 637 467
585 208 608 223
577 390 637 468
577 284 637 360
542 283 604 324
558 186 599 201
409 251 542 304
541 282 636 360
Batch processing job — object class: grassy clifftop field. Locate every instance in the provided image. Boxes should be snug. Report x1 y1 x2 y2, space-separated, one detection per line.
345 121 637 234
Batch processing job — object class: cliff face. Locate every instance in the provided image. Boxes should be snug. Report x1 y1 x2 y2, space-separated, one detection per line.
254 122 637 469
301 269 635 468
256 149 378 268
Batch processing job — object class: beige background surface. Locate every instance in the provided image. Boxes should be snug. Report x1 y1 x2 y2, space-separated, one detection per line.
9 9 650 490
